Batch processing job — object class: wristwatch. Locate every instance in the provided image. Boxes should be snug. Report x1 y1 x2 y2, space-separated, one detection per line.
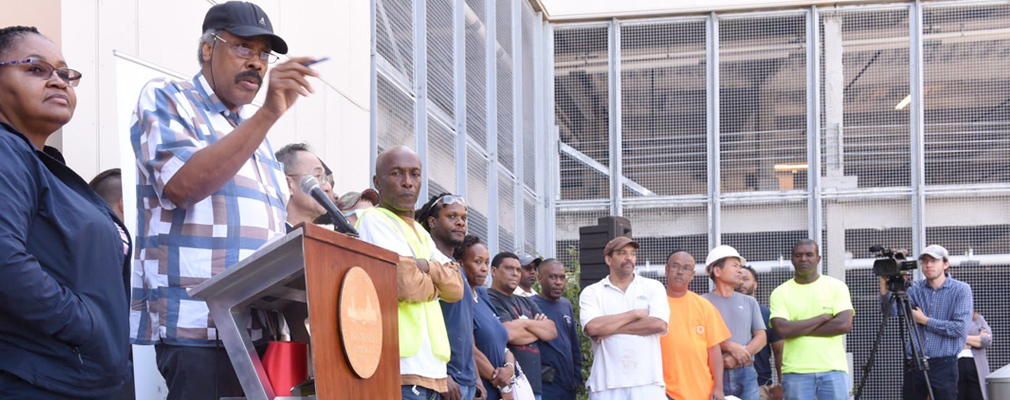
498 384 513 393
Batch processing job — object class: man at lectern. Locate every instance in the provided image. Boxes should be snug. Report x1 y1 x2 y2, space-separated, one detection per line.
127 2 323 399
355 145 465 400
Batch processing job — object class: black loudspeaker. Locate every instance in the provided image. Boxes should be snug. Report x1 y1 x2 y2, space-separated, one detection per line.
578 216 632 292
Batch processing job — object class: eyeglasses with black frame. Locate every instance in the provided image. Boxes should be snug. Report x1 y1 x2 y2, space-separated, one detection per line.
0 58 82 87
213 34 279 64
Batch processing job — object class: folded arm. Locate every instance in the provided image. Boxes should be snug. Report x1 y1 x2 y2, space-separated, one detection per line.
612 317 668 336
808 310 854 337
502 319 538 345
771 314 831 340
583 309 646 338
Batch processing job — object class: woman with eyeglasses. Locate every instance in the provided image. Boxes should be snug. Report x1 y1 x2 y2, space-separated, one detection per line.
0 26 132 399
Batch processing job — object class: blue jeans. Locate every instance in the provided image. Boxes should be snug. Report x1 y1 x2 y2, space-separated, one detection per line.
403 385 440 400
723 366 760 400
542 382 577 400
782 371 849 400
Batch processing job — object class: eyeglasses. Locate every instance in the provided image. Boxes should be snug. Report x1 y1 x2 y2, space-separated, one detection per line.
288 172 333 187
0 58 82 87
214 34 279 64
436 195 466 207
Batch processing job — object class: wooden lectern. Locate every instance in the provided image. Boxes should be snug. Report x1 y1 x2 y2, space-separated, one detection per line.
190 223 400 400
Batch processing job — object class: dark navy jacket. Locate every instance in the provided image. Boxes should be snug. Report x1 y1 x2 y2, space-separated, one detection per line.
530 295 583 393
0 122 132 397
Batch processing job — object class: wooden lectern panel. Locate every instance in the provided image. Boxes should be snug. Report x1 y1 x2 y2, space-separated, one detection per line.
301 224 400 400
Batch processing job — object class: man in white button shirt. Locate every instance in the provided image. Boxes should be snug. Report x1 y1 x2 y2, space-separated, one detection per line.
579 236 670 399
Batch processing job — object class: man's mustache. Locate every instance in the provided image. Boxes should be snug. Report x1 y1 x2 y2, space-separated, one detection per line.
234 70 263 86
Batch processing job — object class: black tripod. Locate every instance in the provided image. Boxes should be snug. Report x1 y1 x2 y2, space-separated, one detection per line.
853 277 934 400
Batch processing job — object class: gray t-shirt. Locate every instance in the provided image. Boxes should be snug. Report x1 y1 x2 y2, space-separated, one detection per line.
702 291 765 346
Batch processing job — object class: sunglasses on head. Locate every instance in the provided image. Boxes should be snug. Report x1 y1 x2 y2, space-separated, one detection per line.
436 195 466 207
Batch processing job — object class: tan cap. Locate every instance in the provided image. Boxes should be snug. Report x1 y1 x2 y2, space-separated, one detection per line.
604 236 639 257
919 244 949 261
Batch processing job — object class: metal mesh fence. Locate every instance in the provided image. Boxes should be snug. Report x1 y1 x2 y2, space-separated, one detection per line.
496 0 515 172
426 0 455 119
924 3 1010 186
523 191 537 253
373 0 547 258
620 19 708 197
719 13 808 194
375 0 414 86
498 172 516 252
428 116 456 193
551 3 1010 399
376 74 415 152
464 0 488 148
467 143 491 241
822 6 911 189
554 25 611 201
555 206 611 269
521 1 538 191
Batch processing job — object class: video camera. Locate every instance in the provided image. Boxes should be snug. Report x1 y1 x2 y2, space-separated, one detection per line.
870 245 917 277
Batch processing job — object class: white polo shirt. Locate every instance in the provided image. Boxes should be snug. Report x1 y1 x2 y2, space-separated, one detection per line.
579 274 670 393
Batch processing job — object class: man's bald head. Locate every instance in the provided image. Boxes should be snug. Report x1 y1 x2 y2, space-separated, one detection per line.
373 146 423 216
376 146 420 174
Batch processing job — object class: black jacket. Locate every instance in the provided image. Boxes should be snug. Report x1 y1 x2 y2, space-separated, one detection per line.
0 122 131 397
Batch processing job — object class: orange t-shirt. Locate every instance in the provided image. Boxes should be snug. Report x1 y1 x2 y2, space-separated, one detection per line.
659 291 731 400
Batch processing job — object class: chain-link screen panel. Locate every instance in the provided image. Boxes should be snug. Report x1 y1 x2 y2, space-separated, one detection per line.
555 207 611 271
523 191 537 253
719 13 808 193
924 3 1010 186
819 196 913 281
521 2 538 190
720 201 808 262
464 0 488 148
467 143 490 241
428 116 456 194
925 193 1010 375
498 171 517 252
833 196 912 400
377 74 415 153
925 194 1010 256
375 0 414 86
953 264 1010 377
820 7 911 189
555 25 610 201
496 0 515 172
846 265 902 400
623 205 709 268
427 0 455 119
620 19 708 197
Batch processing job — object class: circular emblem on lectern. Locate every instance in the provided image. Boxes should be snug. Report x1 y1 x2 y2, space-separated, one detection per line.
338 266 383 379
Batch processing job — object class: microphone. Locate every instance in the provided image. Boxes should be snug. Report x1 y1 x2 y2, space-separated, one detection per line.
299 175 358 237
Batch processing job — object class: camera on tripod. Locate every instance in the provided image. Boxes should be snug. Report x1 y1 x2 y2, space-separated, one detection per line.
870 245 917 277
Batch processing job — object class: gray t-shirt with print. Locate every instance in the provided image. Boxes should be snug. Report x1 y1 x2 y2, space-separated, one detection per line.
702 291 766 346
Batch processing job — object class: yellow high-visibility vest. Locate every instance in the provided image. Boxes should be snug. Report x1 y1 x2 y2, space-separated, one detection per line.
356 207 451 361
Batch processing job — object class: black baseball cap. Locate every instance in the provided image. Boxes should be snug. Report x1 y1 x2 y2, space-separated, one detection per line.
203 1 288 54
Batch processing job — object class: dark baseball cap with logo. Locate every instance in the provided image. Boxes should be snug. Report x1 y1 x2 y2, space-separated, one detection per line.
203 1 288 54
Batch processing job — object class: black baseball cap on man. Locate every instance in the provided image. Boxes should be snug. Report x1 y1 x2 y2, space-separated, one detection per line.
203 1 289 54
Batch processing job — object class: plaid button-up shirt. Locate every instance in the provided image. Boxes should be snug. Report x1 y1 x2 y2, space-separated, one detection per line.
129 73 289 346
882 275 973 359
